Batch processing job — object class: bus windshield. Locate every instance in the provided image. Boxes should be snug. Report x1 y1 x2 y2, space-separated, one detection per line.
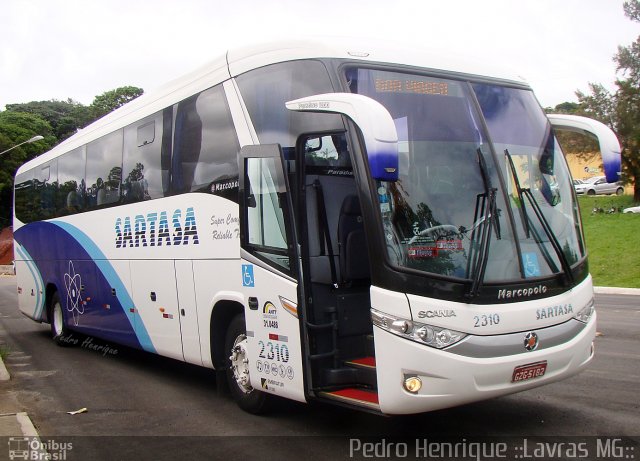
345 67 584 284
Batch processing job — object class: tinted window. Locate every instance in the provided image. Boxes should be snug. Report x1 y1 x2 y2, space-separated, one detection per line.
14 171 34 223
236 60 343 149
36 161 57 220
57 147 86 215
86 130 123 208
172 85 240 199
123 109 171 202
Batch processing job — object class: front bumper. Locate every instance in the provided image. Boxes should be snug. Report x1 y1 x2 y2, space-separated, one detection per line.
374 313 596 415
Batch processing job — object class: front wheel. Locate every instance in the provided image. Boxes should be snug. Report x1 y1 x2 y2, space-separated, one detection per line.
616 187 624 196
225 314 270 414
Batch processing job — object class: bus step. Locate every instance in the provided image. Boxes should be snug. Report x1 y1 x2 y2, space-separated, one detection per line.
319 388 380 410
344 356 376 369
321 364 376 387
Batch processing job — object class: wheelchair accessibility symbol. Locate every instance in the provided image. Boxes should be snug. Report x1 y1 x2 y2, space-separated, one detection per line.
242 264 255 287
523 252 541 277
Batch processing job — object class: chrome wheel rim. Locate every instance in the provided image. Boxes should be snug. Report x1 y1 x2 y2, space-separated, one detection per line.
229 334 253 393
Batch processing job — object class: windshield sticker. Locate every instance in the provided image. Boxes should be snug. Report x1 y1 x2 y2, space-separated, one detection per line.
408 246 438 259
408 239 463 259
523 252 541 277
436 239 463 251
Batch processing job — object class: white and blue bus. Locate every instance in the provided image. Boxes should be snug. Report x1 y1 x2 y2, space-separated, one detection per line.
13 39 621 415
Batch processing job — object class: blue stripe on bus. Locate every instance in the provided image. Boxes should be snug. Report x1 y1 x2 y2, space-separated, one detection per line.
14 221 157 354
51 221 157 353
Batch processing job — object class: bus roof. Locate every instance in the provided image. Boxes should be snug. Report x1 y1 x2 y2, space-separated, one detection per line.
18 38 528 175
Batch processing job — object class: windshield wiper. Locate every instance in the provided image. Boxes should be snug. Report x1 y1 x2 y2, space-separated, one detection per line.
505 149 530 238
504 149 575 285
467 149 500 298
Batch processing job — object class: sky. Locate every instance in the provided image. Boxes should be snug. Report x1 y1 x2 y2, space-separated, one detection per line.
1 0 639 111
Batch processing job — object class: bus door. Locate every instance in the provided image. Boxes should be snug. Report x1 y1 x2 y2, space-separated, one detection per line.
239 144 306 403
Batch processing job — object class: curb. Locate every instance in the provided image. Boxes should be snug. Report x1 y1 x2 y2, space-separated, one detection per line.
0 412 42 442
4 413 46 458
15 412 40 437
594 286 640 296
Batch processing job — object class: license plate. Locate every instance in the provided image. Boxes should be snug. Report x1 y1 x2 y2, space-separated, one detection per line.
511 361 547 382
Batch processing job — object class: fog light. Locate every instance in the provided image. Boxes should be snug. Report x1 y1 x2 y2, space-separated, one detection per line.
404 376 422 393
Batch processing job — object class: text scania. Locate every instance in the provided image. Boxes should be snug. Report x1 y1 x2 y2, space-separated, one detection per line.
498 285 547 300
115 207 199 248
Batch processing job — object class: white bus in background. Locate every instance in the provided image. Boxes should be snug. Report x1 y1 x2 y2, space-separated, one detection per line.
13 39 621 415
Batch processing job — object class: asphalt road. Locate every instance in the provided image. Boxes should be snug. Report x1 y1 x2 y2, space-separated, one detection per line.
0 276 638 460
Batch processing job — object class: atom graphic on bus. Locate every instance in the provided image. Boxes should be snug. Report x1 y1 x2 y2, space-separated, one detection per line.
64 260 85 326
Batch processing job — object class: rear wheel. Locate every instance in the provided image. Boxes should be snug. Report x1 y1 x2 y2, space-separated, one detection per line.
225 314 270 414
50 292 72 347
616 187 624 196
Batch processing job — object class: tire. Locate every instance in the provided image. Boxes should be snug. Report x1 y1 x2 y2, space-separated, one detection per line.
616 187 623 196
50 292 72 347
225 314 270 414
587 189 596 196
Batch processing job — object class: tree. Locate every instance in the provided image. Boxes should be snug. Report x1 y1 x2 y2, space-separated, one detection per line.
565 1 640 201
546 100 598 155
91 86 144 119
5 99 94 141
0 85 145 229
612 0 640 201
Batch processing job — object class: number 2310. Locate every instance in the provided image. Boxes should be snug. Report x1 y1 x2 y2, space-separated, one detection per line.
474 313 500 328
258 341 290 363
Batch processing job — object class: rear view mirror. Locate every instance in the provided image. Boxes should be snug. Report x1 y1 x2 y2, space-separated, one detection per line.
286 93 399 181
547 114 621 183
539 149 554 176
305 137 322 153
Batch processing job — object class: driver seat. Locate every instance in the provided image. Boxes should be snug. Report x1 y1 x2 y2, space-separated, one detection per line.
337 195 370 283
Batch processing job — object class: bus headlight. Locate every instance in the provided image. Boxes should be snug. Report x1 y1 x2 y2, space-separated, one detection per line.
371 309 466 349
574 298 595 323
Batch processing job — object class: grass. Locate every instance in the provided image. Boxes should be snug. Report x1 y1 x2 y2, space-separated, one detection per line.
578 194 640 288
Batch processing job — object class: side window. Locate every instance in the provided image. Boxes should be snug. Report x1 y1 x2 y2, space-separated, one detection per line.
14 170 34 223
172 85 240 200
86 130 123 209
235 60 344 149
243 152 292 274
123 109 171 202
36 161 57 220
57 146 86 215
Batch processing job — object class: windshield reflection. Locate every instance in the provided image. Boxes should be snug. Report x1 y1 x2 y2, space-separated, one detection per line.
346 68 584 284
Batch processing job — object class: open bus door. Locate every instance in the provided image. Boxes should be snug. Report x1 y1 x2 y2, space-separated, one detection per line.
236 144 307 410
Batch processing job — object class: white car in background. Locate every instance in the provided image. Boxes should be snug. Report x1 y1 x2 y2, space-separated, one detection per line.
574 176 624 195
623 205 640 213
